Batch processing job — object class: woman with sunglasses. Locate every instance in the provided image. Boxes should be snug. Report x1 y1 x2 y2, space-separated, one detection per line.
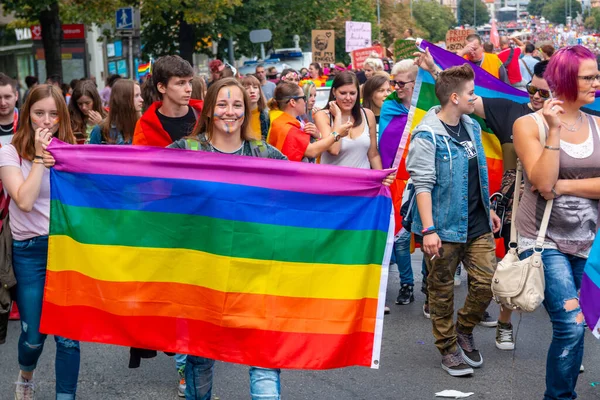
267 81 351 162
315 71 382 170
513 45 600 400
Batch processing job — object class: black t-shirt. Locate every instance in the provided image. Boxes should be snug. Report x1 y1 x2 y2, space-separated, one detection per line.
482 97 532 145
156 107 197 142
442 121 490 240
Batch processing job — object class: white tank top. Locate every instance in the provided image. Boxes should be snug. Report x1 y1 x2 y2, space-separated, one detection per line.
321 112 371 169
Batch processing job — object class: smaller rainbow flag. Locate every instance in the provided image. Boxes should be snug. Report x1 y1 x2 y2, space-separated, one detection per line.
267 110 310 162
137 62 151 77
581 238 600 339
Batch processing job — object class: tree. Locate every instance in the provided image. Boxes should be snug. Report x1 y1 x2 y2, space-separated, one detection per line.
584 8 600 31
542 0 582 25
527 0 546 17
412 0 456 43
3 0 63 79
458 0 490 27
379 0 426 49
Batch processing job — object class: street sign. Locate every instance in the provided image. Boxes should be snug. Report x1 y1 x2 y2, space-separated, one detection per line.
249 29 272 44
116 7 134 30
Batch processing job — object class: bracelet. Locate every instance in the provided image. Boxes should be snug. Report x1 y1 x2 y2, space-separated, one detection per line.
34 155 43 159
422 229 438 236
32 160 44 164
551 187 559 197
421 225 436 234
544 145 560 151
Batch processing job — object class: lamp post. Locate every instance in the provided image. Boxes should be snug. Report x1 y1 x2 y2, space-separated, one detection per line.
474 0 476 28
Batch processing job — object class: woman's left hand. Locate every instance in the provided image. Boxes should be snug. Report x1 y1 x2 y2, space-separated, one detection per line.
303 122 320 139
382 172 396 187
42 150 55 168
490 210 502 233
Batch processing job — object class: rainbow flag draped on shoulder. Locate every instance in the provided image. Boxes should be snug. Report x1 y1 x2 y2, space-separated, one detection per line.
40 140 394 369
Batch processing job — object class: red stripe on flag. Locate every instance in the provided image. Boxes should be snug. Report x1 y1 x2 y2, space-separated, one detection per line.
40 302 375 369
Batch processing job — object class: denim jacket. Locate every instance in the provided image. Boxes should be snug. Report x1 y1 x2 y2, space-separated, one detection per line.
406 106 491 243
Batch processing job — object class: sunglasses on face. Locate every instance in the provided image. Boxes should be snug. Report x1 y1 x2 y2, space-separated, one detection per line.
390 80 414 89
286 95 306 103
526 83 551 99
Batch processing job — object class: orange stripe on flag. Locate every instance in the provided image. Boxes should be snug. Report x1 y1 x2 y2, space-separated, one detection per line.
44 270 378 335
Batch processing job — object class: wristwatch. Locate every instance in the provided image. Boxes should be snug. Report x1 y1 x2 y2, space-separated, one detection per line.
331 131 341 142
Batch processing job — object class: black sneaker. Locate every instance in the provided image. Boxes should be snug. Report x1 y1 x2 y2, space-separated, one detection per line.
441 350 474 377
457 328 483 368
395 284 415 305
478 311 498 327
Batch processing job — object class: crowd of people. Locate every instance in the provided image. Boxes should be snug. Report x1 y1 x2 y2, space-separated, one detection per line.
0 29 598 400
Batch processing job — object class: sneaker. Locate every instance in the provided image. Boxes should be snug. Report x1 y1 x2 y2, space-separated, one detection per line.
495 322 515 350
457 329 483 368
580 364 584 373
423 302 431 319
478 311 498 327
384 306 390 315
15 372 34 400
395 284 415 305
441 350 474 377
177 366 186 398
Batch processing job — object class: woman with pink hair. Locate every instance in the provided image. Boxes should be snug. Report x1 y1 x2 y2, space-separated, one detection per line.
513 45 600 400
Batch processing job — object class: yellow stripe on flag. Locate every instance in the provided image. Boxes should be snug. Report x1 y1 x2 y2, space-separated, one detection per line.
48 235 382 300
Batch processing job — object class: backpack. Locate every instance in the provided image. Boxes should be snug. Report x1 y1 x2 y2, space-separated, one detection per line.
399 179 416 231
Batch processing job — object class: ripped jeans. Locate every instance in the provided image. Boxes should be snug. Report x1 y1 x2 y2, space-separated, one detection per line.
13 236 80 400
521 249 585 400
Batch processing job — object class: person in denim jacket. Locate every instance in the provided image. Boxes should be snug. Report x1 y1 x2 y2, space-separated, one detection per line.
406 64 501 377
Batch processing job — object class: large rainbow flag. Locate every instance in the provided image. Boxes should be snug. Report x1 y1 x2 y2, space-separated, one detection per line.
582 235 600 339
40 140 394 369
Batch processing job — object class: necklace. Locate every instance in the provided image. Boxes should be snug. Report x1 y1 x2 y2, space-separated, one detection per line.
0 123 13 133
560 112 583 132
441 120 461 137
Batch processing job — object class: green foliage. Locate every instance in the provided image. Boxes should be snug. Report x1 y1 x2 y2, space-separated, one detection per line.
584 8 600 31
412 0 456 43
458 0 490 27
542 0 582 25
527 0 546 17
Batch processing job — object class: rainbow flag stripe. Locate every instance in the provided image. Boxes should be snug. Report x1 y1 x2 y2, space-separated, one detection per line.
137 62 151 74
581 239 600 339
40 140 394 369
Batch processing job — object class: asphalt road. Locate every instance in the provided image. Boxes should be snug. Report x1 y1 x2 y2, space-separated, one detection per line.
1 251 599 400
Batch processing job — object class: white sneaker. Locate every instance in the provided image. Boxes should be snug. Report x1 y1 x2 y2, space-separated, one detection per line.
15 372 34 400
495 324 515 351
580 364 584 373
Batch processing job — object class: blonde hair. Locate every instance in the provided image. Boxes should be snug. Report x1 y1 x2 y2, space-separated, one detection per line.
364 57 384 71
391 59 418 78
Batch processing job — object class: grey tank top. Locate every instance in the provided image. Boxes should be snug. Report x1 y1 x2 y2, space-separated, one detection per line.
321 110 371 169
516 113 600 257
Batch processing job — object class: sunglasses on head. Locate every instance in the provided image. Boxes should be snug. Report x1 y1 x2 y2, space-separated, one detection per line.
390 80 414 89
526 83 551 99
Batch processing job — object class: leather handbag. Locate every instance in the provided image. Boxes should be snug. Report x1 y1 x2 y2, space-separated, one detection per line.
491 113 551 312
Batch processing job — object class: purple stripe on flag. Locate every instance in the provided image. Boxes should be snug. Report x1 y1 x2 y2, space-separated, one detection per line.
379 114 408 169
419 40 528 98
580 273 600 333
48 140 391 198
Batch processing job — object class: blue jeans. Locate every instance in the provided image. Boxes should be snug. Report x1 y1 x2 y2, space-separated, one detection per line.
13 236 80 399
185 356 281 400
175 353 187 374
394 229 414 286
521 249 585 400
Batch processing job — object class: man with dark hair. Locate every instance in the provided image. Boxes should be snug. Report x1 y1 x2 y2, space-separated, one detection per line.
133 55 203 147
0 73 19 146
418 48 553 352
403 28 415 40
457 34 509 84
519 42 539 84
483 42 494 54
47 74 62 87
498 36 522 86
255 64 276 100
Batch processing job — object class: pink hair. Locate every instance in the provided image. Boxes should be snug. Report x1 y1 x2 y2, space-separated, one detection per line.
544 45 596 102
